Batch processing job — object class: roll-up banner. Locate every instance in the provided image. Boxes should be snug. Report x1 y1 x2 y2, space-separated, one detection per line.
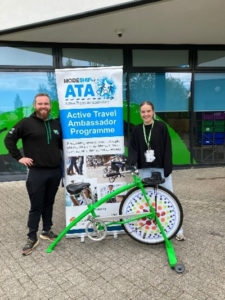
55 67 126 239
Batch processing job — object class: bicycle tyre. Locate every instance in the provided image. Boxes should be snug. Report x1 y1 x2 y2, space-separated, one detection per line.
108 169 117 183
119 185 183 245
102 167 108 178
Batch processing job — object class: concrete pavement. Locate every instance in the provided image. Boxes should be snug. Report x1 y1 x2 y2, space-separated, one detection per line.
0 167 225 300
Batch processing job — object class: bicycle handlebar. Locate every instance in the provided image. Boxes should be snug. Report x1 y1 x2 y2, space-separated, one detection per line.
106 168 165 185
106 168 138 177
106 172 121 177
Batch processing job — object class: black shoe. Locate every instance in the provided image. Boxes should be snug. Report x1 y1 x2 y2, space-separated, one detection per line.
22 238 39 256
40 230 58 241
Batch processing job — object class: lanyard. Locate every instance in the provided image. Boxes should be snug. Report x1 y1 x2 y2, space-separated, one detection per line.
143 122 154 149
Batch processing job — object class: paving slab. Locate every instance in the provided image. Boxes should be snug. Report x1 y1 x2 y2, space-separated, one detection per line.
0 167 225 300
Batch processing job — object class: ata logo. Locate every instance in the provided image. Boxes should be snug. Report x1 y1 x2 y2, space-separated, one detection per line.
64 77 116 100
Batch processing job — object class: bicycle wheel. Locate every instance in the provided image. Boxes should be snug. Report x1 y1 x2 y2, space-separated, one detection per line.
119 185 183 245
102 167 108 178
108 169 117 183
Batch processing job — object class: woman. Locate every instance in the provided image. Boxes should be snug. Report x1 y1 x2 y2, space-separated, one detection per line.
128 100 185 241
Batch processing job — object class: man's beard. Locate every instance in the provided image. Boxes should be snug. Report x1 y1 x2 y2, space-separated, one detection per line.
35 109 50 119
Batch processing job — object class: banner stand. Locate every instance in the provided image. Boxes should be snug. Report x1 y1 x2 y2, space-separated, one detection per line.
55 66 126 239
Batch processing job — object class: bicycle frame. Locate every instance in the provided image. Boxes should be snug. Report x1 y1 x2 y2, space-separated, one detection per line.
46 172 178 268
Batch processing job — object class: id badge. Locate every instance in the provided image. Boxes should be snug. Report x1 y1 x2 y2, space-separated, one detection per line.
145 149 155 162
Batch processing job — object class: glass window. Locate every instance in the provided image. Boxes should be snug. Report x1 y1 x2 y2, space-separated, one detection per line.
194 73 225 111
128 72 192 165
0 71 58 174
129 72 191 112
62 48 123 67
193 73 225 165
0 47 53 66
197 50 225 67
132 50 189 67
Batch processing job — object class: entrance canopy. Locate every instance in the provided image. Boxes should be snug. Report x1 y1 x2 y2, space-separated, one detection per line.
0 0 225 45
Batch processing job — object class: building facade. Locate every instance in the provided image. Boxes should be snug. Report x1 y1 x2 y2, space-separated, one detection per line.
1 0 225 180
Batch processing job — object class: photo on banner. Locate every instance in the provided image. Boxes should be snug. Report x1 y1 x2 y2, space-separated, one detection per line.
55 66 126 237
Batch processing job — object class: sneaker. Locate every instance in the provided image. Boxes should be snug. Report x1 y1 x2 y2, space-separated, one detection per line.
176 233 185 241
22 238 39 256
40 230 58 241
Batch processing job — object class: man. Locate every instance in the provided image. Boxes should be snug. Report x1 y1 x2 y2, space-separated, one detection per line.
4 93 63 255
106 184 116 203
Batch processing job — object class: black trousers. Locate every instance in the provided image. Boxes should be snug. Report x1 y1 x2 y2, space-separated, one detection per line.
26 167 61 240
68 157 79 174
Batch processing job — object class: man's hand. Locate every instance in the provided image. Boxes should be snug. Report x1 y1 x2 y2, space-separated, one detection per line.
18 157 33 167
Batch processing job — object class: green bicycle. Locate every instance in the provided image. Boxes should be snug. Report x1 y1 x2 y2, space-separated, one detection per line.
47 167 185 273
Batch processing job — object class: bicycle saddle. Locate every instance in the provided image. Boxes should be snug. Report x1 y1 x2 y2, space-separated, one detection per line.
66 182 90 194
142 172 165 185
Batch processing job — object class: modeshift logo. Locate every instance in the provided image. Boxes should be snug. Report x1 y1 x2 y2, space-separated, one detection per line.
63 78 95 83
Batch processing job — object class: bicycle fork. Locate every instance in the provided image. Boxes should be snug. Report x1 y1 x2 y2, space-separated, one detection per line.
140 185 178 268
